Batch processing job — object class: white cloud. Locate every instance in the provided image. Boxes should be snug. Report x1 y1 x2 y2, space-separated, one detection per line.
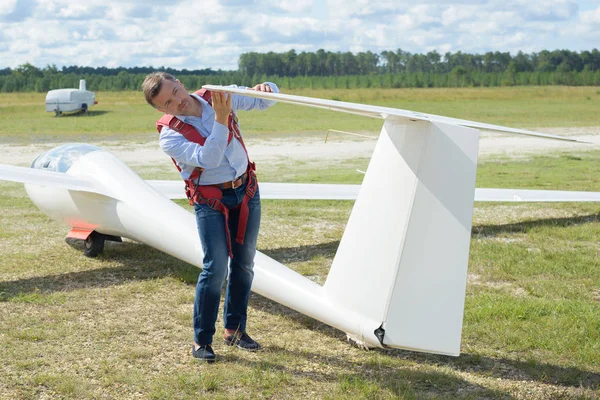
511 0 578 20
113 25 146 42
580 6 600 24
0 0 17 16
266 0 313 13
35 0 106 20
0 0 597 70
570 6 600 41
441 6 478 26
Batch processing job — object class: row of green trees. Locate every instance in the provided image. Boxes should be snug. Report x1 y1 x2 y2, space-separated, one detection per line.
1 48 599 92
2 70 600 93
239 49 600 76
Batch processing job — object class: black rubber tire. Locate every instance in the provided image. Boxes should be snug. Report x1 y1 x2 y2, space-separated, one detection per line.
81 103 88 115
84 231 105 257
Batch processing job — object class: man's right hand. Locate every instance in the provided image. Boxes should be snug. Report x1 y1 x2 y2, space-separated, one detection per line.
212 91 232 125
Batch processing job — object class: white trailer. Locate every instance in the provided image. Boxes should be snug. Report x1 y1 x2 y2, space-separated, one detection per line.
45 79 97 116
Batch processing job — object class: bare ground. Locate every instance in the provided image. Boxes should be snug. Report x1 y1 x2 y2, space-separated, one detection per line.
1 126 599 167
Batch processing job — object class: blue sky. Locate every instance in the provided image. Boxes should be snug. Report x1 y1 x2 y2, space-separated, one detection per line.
1 0 598 70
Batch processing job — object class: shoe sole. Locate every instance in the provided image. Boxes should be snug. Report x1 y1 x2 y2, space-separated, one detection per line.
192 347 216 363
223 339 262 351
192 354 216 363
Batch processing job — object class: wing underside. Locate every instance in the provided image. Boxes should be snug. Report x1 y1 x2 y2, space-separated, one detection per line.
203 85 587 143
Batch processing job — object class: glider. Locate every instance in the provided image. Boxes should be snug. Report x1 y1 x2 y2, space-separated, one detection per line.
1 89 598 357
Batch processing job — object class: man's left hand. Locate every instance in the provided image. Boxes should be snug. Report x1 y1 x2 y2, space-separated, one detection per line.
250 83 273 92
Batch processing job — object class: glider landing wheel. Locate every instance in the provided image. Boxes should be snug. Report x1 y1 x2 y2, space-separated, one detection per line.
84 231 105 258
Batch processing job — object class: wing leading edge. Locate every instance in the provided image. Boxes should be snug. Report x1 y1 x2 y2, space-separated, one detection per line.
203 84 587 143
4 164 598 204
147 181 600 203
0 164 110 197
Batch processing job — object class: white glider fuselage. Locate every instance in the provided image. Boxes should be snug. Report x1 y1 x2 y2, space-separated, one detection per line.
24 148 384 349
6 88 598 358
19 112 480 357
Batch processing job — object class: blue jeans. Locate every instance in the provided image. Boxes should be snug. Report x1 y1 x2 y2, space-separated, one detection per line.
192 181 261 345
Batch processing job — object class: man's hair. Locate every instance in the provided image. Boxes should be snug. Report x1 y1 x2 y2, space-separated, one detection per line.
142 72 177 109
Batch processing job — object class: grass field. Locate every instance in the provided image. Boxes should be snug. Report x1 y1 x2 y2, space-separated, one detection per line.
1 87 599 399
0 86 599 142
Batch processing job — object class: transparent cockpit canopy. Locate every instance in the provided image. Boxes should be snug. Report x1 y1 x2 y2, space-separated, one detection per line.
31 143 102 173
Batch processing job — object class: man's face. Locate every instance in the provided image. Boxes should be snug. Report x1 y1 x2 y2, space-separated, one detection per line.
153 79 193 116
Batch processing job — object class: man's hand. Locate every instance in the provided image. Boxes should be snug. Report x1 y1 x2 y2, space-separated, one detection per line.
212 91 231 125
249 83 273 92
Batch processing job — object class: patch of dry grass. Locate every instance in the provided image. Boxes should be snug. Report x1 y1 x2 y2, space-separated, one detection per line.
2 150 600 399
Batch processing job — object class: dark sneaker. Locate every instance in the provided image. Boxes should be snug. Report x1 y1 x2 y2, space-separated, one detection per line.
192 344 216 363
224 331 262 351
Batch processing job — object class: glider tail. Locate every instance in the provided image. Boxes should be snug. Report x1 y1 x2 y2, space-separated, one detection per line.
323 119 480 356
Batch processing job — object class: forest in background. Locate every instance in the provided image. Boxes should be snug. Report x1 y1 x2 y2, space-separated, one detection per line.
1 48 599 92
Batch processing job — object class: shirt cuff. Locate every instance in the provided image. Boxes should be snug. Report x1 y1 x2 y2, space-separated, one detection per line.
211 120 229 138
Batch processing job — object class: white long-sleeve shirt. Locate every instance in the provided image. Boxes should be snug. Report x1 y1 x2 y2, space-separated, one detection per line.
159 82 278 184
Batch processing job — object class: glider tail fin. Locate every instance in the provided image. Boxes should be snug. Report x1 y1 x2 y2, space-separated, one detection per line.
323 119 480 356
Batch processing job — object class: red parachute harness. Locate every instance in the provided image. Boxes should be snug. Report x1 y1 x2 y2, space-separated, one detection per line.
156 89 258 258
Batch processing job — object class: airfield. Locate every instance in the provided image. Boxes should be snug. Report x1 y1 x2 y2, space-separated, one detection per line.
2 126 600 166
1 88 599 399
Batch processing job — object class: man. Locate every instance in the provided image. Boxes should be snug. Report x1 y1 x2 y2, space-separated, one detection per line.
142 72 277 363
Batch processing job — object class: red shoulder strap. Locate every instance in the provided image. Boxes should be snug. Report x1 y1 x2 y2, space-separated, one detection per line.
156 114 206 145
155 88 228 146
195 88 251 163
194 88 211 103
155 88 251 188
193 88 252 165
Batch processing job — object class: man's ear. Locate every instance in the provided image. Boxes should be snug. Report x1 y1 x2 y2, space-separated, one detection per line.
176 79 185 90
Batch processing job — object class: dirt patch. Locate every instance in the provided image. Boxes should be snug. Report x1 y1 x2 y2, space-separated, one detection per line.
1 126 599 167
478 126 600 158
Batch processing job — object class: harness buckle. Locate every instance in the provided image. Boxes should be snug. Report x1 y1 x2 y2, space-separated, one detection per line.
172 118 185 131
207 198 218 208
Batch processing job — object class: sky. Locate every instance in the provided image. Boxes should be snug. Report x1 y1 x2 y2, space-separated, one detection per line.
0 0 599 71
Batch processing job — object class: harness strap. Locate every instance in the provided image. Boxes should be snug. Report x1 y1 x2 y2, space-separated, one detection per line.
235 164 257 245
156 88 257 258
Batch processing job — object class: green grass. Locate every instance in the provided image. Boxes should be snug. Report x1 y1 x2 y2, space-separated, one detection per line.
477 152 600 190
1 86 599 142
1 87 600 399
2 150 600 399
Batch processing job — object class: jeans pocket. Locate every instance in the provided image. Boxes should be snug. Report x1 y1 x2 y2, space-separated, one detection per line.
194 201 221 216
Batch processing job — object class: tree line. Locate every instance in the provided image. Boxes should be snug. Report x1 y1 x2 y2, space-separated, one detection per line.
1 48 599 92
239 49 600 76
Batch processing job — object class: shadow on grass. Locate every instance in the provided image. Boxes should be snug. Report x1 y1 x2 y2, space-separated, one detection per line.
0 239 335 301
249 293 600 392
472 213 600 238
221 351 508 399
2 235 598 394
262 214 600 265
0 241 199 300
54 110 110 117
403 350 600 391
260 240 340 264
